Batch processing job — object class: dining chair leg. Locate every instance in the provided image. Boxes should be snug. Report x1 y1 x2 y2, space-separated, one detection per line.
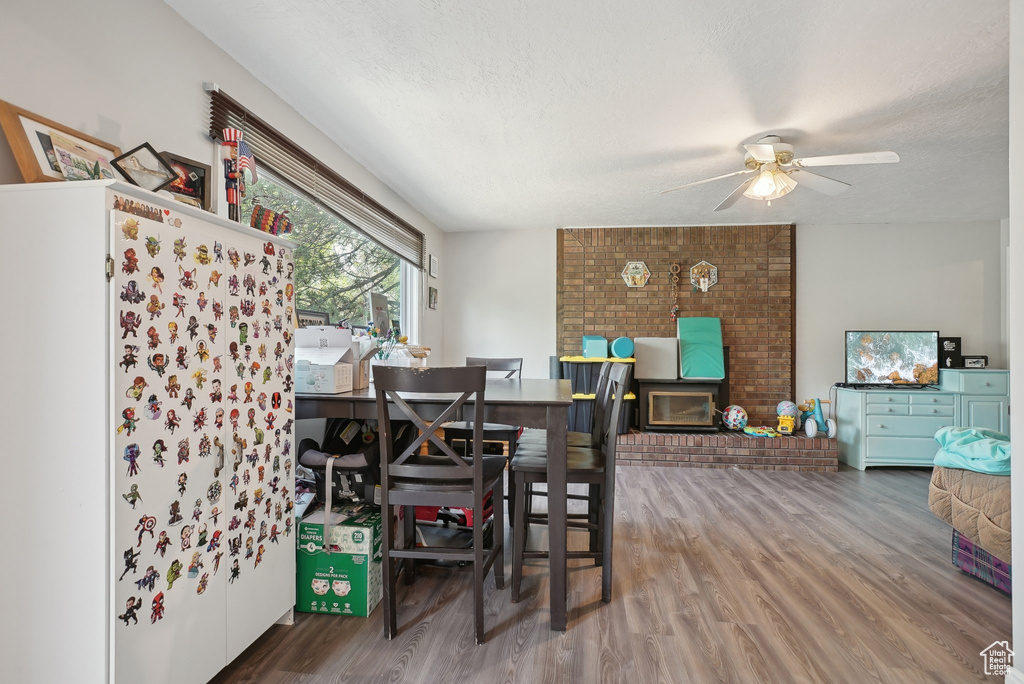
403 505 416 586
493 472 505 590
511 471 527 603
588 482 600 562
381 502 397 639
602 480 614 603
507 461 517 527
473 490 486 644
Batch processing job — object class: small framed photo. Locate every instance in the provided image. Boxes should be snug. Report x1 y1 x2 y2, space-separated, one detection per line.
160 151 212 210
112 143 178 192
429 254 438 278
0 98 121 182
428 287 438 310
296 310 330 328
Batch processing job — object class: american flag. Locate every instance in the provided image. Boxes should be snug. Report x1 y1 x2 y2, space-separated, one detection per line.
237 140 258 183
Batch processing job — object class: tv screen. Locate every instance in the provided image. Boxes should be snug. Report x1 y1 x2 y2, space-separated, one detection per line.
845 331 939 386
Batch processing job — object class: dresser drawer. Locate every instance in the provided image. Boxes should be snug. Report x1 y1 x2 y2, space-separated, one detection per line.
909 404 955 417
909 393 955 406
865 437 939 465
865 393 911 405
960 372 1009 396
867 404 909 416
866 415 951 437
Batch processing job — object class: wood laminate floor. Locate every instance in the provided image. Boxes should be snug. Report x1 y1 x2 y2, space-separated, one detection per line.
212 467 1010 683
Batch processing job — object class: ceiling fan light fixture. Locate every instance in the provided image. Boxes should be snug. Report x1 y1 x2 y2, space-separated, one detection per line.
743 166 796 202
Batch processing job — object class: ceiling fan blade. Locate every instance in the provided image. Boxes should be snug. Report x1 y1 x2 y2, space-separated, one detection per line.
788 169 850 196
789 150 900 167
659 168 753 194
713 178 755 211
743 143 777 163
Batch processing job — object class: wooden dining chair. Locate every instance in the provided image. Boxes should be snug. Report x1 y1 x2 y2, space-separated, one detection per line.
509 362 631 604
374 366 505 644
443 357 523 458
517 361 613 551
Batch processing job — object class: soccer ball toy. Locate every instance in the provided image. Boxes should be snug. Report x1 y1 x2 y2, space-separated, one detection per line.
777 400 799 418
721 405 748 430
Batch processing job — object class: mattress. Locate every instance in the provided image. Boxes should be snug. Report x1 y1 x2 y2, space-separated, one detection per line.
929 465 1011 563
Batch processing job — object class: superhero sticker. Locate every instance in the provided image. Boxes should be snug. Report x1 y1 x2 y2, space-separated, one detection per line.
113 203 294 632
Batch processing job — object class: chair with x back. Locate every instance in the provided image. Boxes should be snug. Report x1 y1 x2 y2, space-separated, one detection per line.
374 365 505 644
443 357 523 459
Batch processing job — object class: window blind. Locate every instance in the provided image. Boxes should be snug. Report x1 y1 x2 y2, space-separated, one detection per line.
208 89 425 268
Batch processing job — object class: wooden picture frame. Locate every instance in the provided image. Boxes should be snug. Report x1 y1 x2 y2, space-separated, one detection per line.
160 151 212 211
428 286 438 310
296 309 330 328
429 254 439 278
112 143 178 193
0 98 122 183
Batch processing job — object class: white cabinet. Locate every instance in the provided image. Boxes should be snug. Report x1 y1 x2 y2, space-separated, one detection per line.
1 181 296 684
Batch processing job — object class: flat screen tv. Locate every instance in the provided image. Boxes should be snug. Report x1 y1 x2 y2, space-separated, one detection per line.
845 331 939 386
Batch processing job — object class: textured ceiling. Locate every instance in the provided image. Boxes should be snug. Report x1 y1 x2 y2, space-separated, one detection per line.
167 0 1009 231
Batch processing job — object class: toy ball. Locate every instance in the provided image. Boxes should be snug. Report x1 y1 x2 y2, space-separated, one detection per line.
777 400 799 418
722 405 748 430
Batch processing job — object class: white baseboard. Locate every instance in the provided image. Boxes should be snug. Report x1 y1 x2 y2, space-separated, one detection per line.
1005 665 1024 684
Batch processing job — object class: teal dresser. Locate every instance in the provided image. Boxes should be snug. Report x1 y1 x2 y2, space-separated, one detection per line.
836 369 1009 470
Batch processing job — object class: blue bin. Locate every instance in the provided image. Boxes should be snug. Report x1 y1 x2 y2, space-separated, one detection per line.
610 337 634 359
582 335 608 359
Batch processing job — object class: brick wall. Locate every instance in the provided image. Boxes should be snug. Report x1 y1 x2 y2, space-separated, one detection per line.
556 225 794 425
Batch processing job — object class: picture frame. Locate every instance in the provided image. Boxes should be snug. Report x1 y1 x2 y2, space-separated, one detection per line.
429 254 439 278
296 309 330 328
112 142 178 193
160 151 212 211
428 287 438 310
369 292 391 334
0 98 122 183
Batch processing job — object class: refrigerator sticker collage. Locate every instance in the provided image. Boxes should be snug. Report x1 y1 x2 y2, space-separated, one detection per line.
113 203 295 629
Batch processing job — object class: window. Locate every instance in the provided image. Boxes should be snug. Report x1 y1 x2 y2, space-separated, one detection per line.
208 88 424 335
241 172 403 327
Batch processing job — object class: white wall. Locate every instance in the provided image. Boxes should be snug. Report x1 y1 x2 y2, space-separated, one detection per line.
796 222 1004 401
0 0 445 358
442 229 557 378
1009 0 1023 672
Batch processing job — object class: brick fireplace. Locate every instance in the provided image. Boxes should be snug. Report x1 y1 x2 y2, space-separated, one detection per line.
557 225 838 471
557 225 794 426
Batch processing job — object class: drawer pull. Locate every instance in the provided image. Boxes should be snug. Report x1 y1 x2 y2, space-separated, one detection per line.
887 408 893 413
878 424 886 429
932 398 938 403
933 409 938 413
985 382 992 387
887 398 893 402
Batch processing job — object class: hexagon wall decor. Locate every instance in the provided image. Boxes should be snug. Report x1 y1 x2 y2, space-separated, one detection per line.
621 261 651 288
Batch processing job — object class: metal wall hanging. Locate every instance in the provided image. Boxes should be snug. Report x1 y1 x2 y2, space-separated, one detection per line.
690 260 718 293
621 261 651 288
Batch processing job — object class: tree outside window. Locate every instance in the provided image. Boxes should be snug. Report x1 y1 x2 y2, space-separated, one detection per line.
241 172 401 328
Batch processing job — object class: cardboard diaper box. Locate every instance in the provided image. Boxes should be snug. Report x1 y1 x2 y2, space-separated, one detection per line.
296 503 383 617
295 326 354 394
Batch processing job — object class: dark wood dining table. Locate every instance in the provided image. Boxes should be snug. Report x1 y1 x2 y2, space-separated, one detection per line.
296 377 575 631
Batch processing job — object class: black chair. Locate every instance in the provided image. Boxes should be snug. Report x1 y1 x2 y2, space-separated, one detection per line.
518 361 614 449
443 357 523 459
374 366 505 644
509 362 631 605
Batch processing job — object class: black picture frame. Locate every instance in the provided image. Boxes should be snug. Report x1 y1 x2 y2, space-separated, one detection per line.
111 142 178 193
160 151 212 211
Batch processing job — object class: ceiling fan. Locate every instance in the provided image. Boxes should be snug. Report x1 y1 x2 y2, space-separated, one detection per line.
661 135 900 211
